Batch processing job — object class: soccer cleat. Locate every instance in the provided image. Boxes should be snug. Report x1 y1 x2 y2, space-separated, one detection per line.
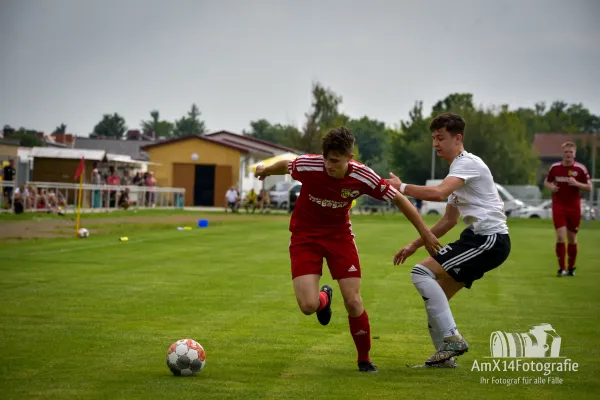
358 361 378 373
408 357 458 369
316 285 333 326
557 269 567 277
567 268 576 276
425 335 468 365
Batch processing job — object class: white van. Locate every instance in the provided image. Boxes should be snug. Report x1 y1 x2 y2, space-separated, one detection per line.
419 179 525 217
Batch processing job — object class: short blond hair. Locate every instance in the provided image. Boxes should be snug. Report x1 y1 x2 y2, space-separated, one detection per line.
562 141 576 149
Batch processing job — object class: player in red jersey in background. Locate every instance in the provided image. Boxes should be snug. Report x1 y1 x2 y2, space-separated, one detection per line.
255 127 441 373
544 141 592 277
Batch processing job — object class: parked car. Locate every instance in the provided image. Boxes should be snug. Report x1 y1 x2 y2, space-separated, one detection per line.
268 181 296 209
419 180 526 217
288 183 302 212
514 200 598 220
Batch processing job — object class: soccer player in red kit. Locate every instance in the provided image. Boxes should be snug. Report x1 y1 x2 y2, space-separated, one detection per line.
544 141 592 277
254 127 441 373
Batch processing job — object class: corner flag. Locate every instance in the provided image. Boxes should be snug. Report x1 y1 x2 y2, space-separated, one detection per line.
74 156 85 180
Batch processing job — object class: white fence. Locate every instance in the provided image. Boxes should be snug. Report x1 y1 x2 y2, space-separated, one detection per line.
0 181 185 213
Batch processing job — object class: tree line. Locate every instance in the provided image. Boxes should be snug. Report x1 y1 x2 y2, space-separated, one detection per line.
2 83 599 185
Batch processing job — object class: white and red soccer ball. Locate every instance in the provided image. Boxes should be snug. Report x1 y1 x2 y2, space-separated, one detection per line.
166 338 206 376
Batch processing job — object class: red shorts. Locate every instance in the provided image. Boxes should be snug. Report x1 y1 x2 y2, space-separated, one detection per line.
289 235 361 280
552 205 581 232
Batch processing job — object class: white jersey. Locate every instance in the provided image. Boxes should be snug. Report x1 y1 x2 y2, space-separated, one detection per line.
446 151 508 236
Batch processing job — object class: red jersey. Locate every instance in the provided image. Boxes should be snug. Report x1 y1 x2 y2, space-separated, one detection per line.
546 161 590 208
287 155 398 237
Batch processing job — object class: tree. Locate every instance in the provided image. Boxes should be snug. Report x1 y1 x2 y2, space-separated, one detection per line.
173 104 207 137
388 101 447 185
244 119 302 149
389 94 539 185
298 82 348 154
92 113 127 138
141 110 174 138
53 124 67 134
9 127 45 147
345 116 390 168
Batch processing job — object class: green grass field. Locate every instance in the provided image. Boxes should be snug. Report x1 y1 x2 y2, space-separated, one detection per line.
1 212 599 400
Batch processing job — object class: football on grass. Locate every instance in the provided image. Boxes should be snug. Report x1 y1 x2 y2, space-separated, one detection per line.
78 228 89 238
166 339 206 376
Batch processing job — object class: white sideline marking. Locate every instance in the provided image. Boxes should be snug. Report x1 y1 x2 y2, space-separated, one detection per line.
26 239 148 255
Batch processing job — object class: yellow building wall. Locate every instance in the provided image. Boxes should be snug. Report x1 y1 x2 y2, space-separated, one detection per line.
145 138 243 188
0 144 19 158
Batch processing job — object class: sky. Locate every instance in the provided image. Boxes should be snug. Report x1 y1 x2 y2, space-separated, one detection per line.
1 0 599 136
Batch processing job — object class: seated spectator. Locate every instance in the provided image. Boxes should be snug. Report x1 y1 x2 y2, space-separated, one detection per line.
244 188 258 213
258 189 271 214
225 186 239 213
119 188 132 210
13 184 25 214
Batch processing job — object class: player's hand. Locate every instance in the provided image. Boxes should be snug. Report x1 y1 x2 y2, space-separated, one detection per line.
254 165 269 181
567 177 578 187
420 231 443 257
394 242 418 265
386 172 402 190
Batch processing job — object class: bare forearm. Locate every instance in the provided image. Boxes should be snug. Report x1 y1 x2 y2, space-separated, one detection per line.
404 185 448 202
544 179 555 190
578 182 592 192
411 218 456 249
264 160 290 176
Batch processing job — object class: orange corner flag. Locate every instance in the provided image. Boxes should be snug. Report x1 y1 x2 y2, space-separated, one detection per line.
74 156 85 180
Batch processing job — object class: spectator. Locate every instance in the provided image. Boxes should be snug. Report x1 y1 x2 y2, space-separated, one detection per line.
106 167 120 208
244 188 258 213
145 171 157 207
91 168 102 208
119 188 132 210
225 186 239 212
258 189 271 214
121 169 132 186
133 172 144 186
13 184 26 214
2 159 16 209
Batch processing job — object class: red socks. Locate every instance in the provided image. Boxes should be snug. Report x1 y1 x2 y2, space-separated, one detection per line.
555 243 566 270
348 310 371 363
316 291 328 312
567 244 577 270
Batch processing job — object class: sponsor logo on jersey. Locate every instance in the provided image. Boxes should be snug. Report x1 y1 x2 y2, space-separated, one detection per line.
309 194 349 209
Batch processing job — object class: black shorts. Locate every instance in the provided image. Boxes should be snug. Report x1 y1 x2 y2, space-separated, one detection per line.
433 228 511 289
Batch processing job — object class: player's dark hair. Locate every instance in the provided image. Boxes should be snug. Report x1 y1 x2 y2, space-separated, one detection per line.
322 127 355 157
430 112 466 136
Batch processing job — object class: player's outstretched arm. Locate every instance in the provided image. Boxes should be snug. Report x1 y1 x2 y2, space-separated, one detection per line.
386 173 464 202
393 205 460 265
391 192 442 256
254 160 290 181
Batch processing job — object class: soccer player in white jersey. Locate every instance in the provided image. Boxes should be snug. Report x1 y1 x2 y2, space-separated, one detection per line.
386 112 511 368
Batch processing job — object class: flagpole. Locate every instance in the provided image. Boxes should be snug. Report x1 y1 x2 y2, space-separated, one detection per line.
75 168 84 236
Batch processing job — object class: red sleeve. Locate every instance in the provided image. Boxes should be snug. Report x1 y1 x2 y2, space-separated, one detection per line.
350 166 398 202
576 164 590 183
288 155 323 182
546 166 556 183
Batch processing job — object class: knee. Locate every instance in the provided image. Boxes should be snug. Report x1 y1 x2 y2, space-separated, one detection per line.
411 264 436 285
343 295 363 316
297 299 318 315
